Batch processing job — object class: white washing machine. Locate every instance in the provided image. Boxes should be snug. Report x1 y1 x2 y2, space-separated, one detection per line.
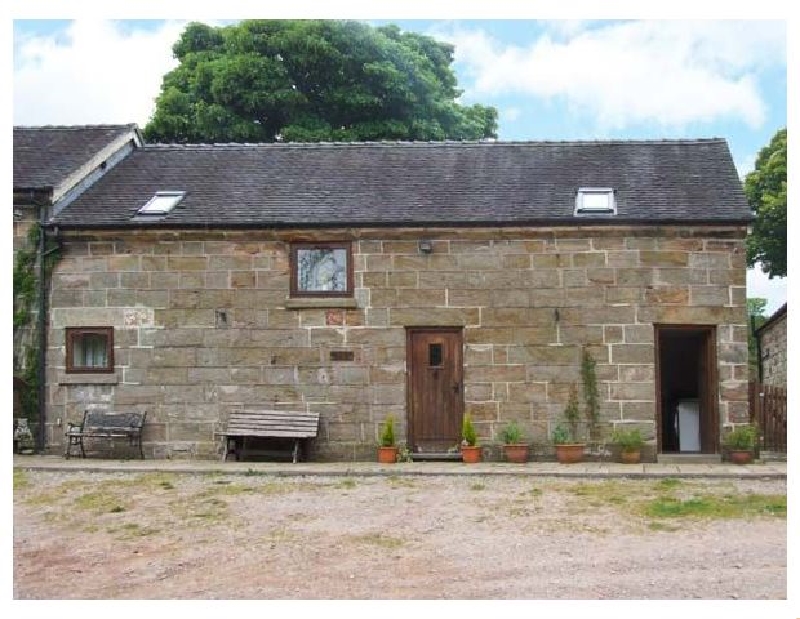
676 398 701 452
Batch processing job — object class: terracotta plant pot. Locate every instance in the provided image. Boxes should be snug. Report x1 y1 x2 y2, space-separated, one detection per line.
503 444 529 464
555 443 585 464
729 450 753 465
620 449 641 464
377 446 398 464
461 445 481 463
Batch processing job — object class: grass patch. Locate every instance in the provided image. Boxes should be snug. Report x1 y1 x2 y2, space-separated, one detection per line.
470 483 486 491
73 491 127 514
656 478 682 490
336 478 357 490
640 493 786 519
13 470 29 490
647 521 679 532
107 523 161 539
350 533 404 549
566 481 628 505
199 483 256 497
387 476 415 488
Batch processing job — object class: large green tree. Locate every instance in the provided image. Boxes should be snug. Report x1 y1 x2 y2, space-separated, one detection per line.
144 20 498 143
744 128 787 279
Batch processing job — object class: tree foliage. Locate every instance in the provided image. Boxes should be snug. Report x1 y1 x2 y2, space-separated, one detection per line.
747 298 768 378
144 20 498 143
745 128 787 278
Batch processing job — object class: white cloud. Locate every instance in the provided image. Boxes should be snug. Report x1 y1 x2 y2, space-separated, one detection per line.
13 20 189 127
502 106 521 122
433 20 785 131
747 264 786 316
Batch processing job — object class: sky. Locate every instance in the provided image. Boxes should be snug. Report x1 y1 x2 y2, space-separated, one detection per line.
10 17 789 315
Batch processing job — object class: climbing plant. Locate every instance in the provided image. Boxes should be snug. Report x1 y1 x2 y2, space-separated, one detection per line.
13 222 61 429
581 346 600 441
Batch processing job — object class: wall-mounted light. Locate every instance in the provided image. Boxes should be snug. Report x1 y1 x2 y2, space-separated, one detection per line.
418 240 433 254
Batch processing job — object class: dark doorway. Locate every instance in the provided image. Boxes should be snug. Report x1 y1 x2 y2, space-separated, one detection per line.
406 328 464 453
655 325 718 454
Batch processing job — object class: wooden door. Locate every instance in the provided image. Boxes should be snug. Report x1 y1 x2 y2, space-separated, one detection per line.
407 328 464 452
699 328 718 453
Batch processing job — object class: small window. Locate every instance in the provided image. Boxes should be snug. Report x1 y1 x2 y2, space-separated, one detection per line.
575 188 616 215
138 191 185 215
429 343 443 367
290 242 353 297
66 327 114 373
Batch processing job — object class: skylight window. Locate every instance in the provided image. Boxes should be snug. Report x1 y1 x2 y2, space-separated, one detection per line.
575 188 616 215
138 191 185 215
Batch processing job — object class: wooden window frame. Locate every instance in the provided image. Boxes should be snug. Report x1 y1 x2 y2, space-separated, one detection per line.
289 241 354 298
65 327 115 374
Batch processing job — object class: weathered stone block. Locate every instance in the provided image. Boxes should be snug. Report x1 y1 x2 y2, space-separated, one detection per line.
559 325 604 345
644 286 689 305
690 285 730 306
623 324 654 343
611 344 654 364
609 381 655 401
563 269 587 287
657 237 703 251
689 252 729 269
465 383 493 401
605 287 642 303
532 253 570 268
465 402 499 422
616 268 654 286
464 365 526 383
603 325 623 343
167 256 208 271
390 307 479 326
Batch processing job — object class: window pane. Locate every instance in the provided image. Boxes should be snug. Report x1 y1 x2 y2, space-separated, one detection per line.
581 192 611 210
429 343 443 367
297 248 347 292
74 333 108 368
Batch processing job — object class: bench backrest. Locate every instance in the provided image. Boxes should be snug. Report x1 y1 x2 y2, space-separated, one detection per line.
226 410 320 438
83 410 146 430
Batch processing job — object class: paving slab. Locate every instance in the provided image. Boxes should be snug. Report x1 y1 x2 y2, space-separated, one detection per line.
12 455 786 479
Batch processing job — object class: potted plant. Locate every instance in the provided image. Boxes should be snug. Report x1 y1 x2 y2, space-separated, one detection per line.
499 420 528 463
724 424 758 465
611 427 645 464
460 414 481 463
377 415 398 464
553 383 585 463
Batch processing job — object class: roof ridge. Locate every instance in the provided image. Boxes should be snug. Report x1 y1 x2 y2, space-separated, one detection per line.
144 137 728 149
14 123 138 131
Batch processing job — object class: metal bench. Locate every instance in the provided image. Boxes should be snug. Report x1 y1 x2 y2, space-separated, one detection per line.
216 409 320 463
65 410 146 459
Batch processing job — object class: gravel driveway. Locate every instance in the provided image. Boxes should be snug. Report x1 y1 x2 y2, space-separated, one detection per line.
13 470 786 599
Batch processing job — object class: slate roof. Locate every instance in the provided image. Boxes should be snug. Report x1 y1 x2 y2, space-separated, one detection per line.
50 139 752 228
13 124 138 192
755 303 787 335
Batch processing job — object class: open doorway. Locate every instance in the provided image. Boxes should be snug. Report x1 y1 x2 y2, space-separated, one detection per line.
655 325 718 454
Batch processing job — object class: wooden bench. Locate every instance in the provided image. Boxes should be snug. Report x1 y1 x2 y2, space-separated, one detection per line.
64 410 146 459
216 410 320 463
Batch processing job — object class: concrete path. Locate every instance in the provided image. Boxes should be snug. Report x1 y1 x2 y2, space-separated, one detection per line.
13 454 787 479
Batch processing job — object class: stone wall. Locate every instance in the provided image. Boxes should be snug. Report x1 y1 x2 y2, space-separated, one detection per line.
759 309 787 387
45 226 750 459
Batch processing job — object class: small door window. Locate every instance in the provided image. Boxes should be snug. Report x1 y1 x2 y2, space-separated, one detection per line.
429 343 443 367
